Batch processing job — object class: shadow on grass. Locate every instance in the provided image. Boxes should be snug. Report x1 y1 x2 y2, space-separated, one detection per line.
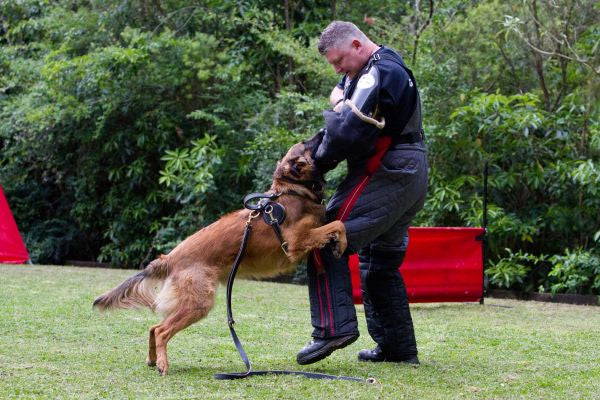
170 362 373 381
413 303 486 311
167 365 216 376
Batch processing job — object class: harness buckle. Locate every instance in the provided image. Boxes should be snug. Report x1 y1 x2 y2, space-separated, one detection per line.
264 205 277 224
246 210 260 225
281 242 289 256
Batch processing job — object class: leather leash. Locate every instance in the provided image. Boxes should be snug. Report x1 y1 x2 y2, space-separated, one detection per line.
214 196 375 384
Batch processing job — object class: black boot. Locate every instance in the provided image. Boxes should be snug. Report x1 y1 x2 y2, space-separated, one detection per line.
358 345 420 365
296 334 359 365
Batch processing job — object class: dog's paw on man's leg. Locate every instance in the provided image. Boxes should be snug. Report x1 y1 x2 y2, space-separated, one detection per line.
302 221 348 257
328 233 342 258
328 221 347 258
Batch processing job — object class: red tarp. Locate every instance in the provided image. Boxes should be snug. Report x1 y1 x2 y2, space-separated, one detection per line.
0 185 29 263
349 227 485 303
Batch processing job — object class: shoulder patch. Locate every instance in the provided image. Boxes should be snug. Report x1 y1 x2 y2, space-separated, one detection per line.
357 73 375 89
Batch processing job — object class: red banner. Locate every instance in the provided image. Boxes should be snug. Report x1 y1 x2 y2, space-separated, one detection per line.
349 227 485 303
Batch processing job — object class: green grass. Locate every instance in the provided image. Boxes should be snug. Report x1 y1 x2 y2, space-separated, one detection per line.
1 264 599 399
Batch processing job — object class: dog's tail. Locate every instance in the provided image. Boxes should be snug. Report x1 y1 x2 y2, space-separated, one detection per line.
93 255 170 312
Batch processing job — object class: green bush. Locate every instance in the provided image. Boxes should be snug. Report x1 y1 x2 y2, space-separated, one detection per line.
486 249 547 291
1 0 597 295
419 91 599 294
548 249 600 295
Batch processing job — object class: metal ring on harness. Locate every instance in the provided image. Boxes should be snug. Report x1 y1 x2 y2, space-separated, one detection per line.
263 203 286 226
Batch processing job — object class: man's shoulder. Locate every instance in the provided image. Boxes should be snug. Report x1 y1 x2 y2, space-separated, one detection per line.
376 47 406 67
374 47 411 84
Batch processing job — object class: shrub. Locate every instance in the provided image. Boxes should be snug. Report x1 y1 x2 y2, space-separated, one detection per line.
548 249 600 295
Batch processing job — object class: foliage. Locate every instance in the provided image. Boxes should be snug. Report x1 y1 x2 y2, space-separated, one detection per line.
485 248 546 290
159 134 224 205
0 0 598 294
548 249 600 295
417 90 599 294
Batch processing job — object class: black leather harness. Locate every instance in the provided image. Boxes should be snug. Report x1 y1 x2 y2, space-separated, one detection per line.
243 192 290 255
214 192 375 383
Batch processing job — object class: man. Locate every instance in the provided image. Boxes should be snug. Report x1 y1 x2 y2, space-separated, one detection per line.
296 21 428 366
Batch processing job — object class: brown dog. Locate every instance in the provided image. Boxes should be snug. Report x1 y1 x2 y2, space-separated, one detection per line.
93 135 346 375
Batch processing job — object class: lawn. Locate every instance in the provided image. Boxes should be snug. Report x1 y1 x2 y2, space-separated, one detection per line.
1 264 599 399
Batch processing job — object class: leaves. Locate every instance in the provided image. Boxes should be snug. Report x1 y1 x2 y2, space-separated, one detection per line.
548 249 600 294
1 0 597 293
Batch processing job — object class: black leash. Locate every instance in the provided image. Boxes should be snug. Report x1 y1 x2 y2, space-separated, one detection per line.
214 198 375 384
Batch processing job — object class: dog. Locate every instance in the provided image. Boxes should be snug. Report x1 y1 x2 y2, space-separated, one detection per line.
93 134 347 375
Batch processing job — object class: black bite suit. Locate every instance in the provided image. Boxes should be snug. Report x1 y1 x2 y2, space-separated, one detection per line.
307 47 428 360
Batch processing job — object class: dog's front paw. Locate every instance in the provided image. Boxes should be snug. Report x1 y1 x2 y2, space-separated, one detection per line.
328 232 347 258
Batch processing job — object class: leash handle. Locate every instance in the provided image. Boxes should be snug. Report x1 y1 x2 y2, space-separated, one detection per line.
226 223 252 328
243 192 279 210
224 222 254 375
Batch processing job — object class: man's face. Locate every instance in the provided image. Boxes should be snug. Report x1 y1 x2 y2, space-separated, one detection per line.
324 42 366 79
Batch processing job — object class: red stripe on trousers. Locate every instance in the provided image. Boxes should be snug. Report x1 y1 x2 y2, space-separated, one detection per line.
313 135 393 336
313 252 326 330
336 136 392 221
313 249 335 336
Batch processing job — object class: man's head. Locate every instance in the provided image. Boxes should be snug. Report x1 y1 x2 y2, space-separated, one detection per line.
318 21 377 79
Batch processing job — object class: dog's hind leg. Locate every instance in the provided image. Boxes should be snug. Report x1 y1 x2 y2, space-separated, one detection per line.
153 307 210 376
153 268 217 376
147 323 160 367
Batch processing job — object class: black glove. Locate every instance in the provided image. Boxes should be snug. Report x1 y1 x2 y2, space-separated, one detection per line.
309 128 326 157
306 128 334 173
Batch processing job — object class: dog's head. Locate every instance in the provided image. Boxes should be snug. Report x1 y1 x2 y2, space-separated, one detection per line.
272 132 325 194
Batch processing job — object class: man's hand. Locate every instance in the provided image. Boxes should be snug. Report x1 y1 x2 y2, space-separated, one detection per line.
333 100 345 113
329 86 344 109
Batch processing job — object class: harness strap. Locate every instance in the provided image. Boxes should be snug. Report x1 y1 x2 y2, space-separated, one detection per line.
214 213 375 383
263 203 289 255
279 176 324 195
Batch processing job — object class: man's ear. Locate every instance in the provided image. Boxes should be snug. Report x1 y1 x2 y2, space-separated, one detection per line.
351 39 361 50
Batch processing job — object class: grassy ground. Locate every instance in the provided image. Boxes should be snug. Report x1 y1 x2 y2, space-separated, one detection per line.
1 264 599 399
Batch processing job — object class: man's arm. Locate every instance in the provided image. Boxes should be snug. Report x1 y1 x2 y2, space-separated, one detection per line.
329 86 344 108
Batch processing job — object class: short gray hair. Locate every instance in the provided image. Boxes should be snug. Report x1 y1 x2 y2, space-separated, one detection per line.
317 21 368 55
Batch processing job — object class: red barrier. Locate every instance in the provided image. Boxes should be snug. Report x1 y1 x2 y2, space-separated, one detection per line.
0 185 29 264
349 227 485 303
